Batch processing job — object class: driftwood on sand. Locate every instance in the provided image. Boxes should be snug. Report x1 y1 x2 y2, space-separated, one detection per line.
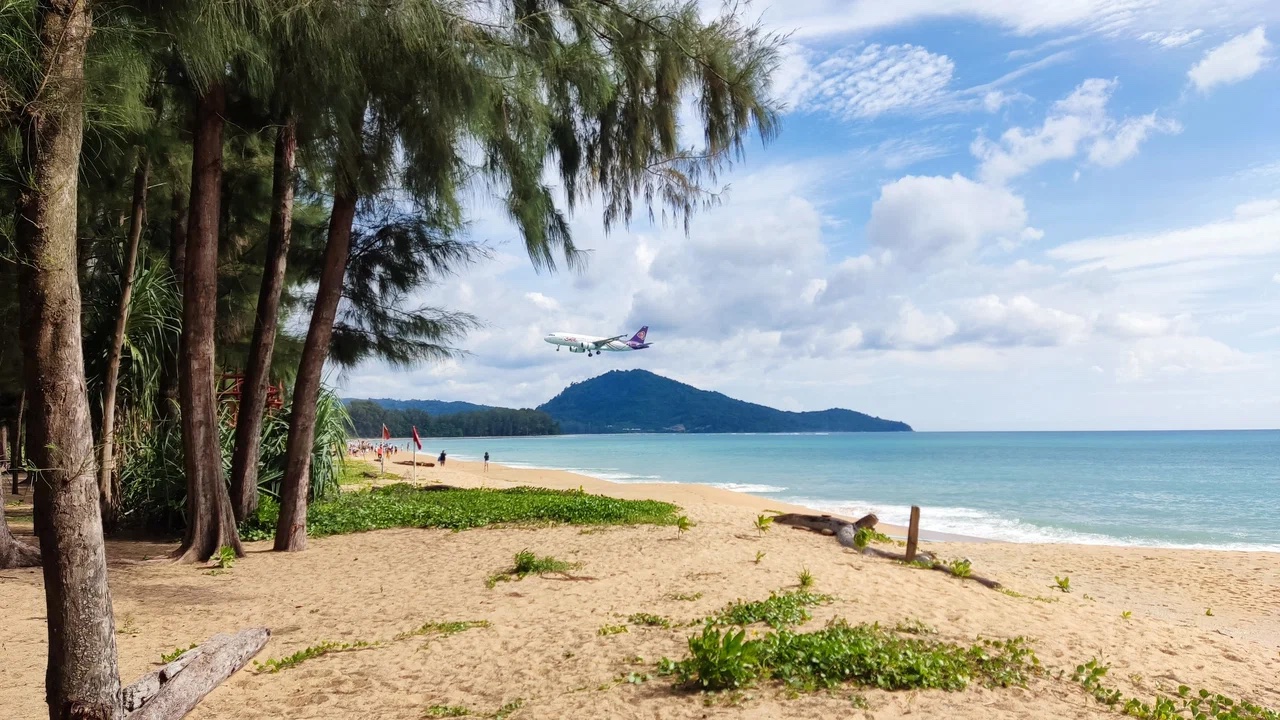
123 627 269 719
773 511 1003 590
393 459 435 468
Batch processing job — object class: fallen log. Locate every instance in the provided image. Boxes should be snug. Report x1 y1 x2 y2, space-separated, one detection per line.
124 627 269 720
394 460 435 468
773 512 878 539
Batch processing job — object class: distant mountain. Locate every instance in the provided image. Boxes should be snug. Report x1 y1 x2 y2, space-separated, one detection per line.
536 370 912 434
348 398 496 415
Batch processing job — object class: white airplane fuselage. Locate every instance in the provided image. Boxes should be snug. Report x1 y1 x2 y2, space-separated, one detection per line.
544 327 650 356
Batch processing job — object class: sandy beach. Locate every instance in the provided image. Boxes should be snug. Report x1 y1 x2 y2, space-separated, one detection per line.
2 458 1278 719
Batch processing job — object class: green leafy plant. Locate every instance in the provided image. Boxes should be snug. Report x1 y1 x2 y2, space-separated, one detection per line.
753 550 766 565
675 515 693 537
671 621 1040 693
754 514 773 535
680 626 761 690
396 620 490 641
487 550 580 588
713 590 833 630
159 644 197 664
1072 658 1279 720
209 546 236 570
893 619 936 636
598 624 628 636
1121 611 1132 620
491 699 524 719
947 558 973 578
1054 576 1072 593
628 613 672 629
254 640 378 673
1205 607 1214 616
853 527 893 549
797 567 814 589
668 591 704 602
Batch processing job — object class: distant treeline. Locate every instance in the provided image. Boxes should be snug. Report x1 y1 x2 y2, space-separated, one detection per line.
345 399 560 438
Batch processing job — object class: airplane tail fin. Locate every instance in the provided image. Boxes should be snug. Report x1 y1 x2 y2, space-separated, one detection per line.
628 326 648 345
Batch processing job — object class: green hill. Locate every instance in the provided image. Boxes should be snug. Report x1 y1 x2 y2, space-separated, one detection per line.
536 370 911 434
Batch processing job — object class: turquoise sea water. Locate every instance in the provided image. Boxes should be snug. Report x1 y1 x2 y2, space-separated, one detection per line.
384 431 1280 551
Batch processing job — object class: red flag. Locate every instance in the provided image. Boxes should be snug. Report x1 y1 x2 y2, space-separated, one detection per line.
411 426 422 450
381 424 391 441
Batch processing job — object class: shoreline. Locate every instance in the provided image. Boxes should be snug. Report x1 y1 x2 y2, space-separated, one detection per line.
368 451 1279 553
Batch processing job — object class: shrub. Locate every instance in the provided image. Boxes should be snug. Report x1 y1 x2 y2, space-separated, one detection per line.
713 590 833 630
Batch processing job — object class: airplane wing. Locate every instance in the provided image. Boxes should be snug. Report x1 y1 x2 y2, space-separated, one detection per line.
590 334 628 347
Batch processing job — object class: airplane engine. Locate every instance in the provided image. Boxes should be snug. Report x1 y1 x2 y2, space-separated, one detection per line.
569 346 586 353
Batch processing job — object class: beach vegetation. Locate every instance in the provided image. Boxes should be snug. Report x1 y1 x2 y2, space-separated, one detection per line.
211 546 237 570
754 514 773 535
492 699 524 719
243 484 679 542
395 620 490 641
426 706 471 717
947 558 973 578
628 613 673 629
598 625 629 637
853 527 893 549
254 640 378 673
754 550 766 565
1054 576 1072 593
797 568 815 589
1205 608 1214 616
676 516 694 537
159 644 198 664
1073 658 1279 720
712 590 834 630
671 622 1040 693
669 591 705 602
487 550 580 588
1121 611 1132 620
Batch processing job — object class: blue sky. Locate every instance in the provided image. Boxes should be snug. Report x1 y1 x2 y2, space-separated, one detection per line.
341 1 1280 431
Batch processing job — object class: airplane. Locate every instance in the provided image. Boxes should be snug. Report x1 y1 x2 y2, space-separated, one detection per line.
544 326 651 356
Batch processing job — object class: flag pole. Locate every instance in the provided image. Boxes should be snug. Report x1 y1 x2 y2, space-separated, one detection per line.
412 445 417 482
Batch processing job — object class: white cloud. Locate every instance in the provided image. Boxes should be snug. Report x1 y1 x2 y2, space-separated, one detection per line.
1140 29 1205 48
524 292 560 311
1273 272 1280 283
1188 26 1271 93
786 43 955 119
952 294 1090 346
1049 198 1280 273
972 79 1180 183
866 174 1036 267
1117 336 1256 382
982 90 1014 112
1097 311 1195 338
875 302 958 350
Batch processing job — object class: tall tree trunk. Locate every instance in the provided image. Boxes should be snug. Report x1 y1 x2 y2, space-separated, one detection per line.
275 119 363 552
98 151 150 524
175 83 242 564
14 1 123 717
229 116 297 523
156 187 188 423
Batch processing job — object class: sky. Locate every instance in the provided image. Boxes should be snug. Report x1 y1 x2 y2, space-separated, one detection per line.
339 0 1280 432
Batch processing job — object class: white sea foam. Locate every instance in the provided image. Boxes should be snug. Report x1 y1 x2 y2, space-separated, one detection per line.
783 497 1280 552
711 483 788 494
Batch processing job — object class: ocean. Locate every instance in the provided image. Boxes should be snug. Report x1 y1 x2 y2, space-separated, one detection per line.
383 431 1280 552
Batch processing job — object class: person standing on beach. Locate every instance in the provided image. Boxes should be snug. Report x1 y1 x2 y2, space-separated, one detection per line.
484 452 490 471
438 451 446 467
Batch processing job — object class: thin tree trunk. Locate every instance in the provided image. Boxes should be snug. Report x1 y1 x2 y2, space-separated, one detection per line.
11 393 22 495
0 462 40 568
98 151 151 523
275 118 363 552
230 116 297 523
156 188 188 423
14 1 123 717
175 83 242 564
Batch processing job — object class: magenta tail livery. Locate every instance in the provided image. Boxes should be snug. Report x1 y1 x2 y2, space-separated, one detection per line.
544 326 652 356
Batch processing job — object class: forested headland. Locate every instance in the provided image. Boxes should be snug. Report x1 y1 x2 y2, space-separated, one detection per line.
345 399 559 438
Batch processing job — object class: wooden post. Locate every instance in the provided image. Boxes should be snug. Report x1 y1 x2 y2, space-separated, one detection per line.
905 506 921 562
411 447 416 482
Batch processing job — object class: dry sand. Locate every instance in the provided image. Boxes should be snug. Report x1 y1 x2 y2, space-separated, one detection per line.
2 459 1278 719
